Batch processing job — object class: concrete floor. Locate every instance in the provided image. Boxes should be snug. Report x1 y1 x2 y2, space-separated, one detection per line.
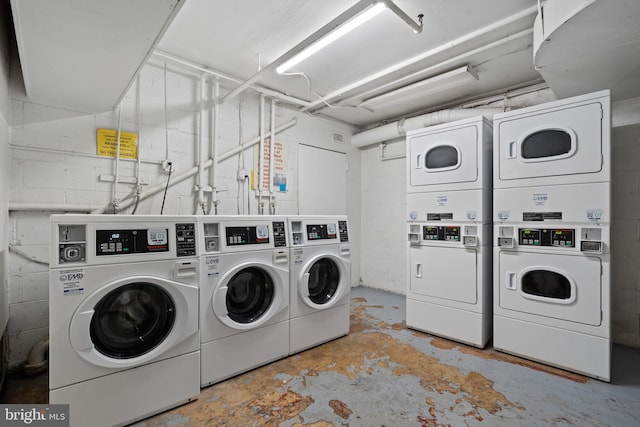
3 286 640 426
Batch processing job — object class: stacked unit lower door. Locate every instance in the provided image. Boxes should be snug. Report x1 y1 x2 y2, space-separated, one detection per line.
406 223 491 347
49 262 200 427
493 225 610 381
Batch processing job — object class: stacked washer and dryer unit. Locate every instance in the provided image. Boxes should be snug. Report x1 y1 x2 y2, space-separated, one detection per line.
287 215 351 355
49 215 200 427
493 90 611 381
197 215 290 387
406 116 493 347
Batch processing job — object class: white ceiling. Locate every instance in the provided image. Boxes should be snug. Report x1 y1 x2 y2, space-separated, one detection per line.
158 0 543 127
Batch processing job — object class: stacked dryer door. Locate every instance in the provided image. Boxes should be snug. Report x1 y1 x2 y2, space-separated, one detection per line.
288 215 351 354
406 116 493 348
198 216 290 387
49 215 200 427
493 90 611 381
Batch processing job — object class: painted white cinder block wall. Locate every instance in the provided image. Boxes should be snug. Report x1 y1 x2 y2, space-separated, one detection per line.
7 57 360 368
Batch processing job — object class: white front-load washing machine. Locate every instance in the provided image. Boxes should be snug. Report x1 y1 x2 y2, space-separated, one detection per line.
288 215 351 355
197 215 289 387
49 215 200 427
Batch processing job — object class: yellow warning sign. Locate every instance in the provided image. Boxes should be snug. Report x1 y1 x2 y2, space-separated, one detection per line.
96 128 138 159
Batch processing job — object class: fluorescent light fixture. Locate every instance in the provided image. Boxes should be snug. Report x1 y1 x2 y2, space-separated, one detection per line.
359 65 478 109
276 2 387 74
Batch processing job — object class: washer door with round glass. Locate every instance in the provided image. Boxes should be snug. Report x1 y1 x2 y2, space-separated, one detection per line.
212 262 288 330
299 254 349 310
69 276 198 369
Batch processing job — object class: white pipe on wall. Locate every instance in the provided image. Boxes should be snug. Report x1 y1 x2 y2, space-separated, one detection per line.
210 79 220 214
111 105 123 211
258 95 266 214
9 203 98 212
351 108 502 149
91 118 298 214
196 74 206 214
269 99 276 214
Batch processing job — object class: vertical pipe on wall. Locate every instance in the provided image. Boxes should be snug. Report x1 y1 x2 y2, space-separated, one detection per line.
258 95 265 214
269 99 276 214
196 74 206 214
111 104 123 213
210 79 220 214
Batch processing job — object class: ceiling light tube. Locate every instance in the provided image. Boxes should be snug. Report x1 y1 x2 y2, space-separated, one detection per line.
276 2 387 74
359 65 478 109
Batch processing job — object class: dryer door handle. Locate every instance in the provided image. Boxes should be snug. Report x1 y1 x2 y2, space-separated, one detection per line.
507 141 517 159
175 261 197 278
415 263 422 279
506 272 517 290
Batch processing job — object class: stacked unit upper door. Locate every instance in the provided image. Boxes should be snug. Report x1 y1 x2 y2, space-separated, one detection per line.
494 90 610 188
407 116 491 193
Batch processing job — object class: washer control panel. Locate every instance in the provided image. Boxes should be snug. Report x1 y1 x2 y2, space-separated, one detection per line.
338 220 349 243
306 223 338 241
423 225 460 242
96 228 171 255
176 223 196 257
272 221 287 248
519 228 575 247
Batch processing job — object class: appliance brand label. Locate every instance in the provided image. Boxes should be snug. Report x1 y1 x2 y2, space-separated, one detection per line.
59 269 85 296
532 193 548 206
586 209 604 222
436 195 448 206
205 255 220 277
293 248 304 265
466 211 477 221
408 211 418 221
497 210 510 221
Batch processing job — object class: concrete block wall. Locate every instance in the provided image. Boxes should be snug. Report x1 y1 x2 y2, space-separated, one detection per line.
7 57 359 369
611 124 640 348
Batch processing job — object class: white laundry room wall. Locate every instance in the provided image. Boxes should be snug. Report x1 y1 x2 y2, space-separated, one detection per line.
0 4 11 342
6 56 360 369
611 122 640 348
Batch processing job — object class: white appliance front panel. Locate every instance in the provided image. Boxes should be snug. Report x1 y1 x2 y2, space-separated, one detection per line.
407 189 490 224
493 183 610 224
407 116 492 193
409 246 477 305
498 251 602 326
409 125 478 186
494 90 610 188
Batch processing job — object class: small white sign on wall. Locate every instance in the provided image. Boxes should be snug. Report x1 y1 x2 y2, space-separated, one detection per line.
253 138 288 192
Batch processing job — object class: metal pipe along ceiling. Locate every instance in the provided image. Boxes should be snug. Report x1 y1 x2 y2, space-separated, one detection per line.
351 108 502 149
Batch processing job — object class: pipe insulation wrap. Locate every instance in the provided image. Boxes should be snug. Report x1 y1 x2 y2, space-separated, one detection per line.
350 108 502 149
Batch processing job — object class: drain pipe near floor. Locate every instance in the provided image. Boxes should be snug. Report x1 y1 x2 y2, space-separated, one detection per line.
91 118 298 214
23 338 49 376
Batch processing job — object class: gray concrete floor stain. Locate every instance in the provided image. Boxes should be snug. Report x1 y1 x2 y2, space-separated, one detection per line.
2 286 640 426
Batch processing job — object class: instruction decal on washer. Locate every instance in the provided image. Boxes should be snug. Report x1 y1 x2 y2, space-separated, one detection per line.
586 209 604 222
293 248 304 265
205 255 220 277
59 268 85 296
